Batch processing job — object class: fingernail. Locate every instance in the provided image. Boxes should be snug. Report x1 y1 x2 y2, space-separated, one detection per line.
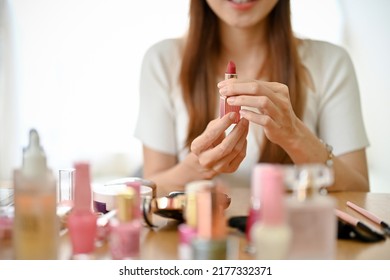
229 112 236 120
219 87 227 95
227 97 235 104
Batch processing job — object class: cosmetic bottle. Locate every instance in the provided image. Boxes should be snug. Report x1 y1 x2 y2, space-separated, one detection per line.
109 187 141 260
184 180 215 228
67 161 97 259
251 164 291 260
180 180 215 259
245 164 264 253
284 164 337 259
178 223 197 260
192 185 228 260
13 129 59 259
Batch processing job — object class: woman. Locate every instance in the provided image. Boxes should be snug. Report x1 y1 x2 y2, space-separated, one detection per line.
134 0 369 196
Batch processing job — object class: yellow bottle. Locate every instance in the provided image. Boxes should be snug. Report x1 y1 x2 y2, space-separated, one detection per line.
13 129 58 259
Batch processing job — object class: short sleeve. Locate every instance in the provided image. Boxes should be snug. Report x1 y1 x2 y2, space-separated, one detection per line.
134 40 179 155
316 43 369 155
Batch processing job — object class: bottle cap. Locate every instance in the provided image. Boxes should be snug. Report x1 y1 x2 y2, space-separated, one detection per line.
257 164 285 226
284 164 334 201
251 164 275 209
116 188 136 222
73 161 93 211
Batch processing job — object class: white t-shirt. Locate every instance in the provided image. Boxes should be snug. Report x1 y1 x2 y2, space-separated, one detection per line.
134 37 369 189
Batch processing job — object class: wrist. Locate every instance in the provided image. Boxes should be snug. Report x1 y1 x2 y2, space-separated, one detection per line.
282 121 334 166
181 153 217 181
282 118 307 155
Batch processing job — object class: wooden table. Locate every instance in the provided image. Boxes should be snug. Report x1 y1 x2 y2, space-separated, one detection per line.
1 189 390 260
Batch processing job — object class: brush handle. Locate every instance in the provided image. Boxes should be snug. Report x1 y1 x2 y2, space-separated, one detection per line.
346 201 381 224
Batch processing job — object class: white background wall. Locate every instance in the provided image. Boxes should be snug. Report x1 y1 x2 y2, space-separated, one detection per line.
1 0 389 192
340 0 390 193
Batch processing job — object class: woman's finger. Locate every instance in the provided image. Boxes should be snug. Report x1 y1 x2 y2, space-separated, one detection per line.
211 132 247 173
198 118 249 168
191 112 238 155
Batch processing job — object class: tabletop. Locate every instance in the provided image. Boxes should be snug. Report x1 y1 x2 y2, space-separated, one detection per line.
1 187 390 260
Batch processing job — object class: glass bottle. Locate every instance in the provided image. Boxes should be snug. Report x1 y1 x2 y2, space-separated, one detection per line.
284 164 337 259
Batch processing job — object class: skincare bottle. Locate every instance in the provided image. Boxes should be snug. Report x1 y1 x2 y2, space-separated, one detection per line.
285 164 337 259
251 164 291 260
109 187 141 260
67 161 97 259
192 184 228 260
245 164 264 253
13 129 59 259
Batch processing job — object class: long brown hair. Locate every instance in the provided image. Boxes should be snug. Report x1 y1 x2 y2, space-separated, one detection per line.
180 0 305 164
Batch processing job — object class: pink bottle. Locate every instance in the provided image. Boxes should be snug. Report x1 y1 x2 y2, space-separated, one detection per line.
67 162 97 259
109 187 141 260
245 164 265 252
251 164 291 260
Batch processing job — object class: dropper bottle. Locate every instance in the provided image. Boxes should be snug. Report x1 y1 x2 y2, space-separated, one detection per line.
13 129 59 259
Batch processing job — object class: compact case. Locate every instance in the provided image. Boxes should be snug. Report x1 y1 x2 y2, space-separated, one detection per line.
92 177 155 214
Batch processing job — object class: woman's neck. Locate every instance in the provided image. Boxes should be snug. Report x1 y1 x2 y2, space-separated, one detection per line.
218 22 268 79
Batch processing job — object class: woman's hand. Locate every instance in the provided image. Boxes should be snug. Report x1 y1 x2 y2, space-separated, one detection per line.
190 112 249 174
218 78 301 149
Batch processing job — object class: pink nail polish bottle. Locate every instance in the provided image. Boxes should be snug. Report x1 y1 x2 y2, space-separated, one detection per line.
67 162 97 259
109 187 141 260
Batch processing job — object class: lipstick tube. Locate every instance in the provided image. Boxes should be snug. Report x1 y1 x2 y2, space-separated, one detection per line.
219 60 241 123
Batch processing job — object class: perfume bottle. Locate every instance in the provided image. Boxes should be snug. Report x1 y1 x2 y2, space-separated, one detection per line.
109 187 141 260
284 164 337 259
67 161 97 259
251 164 291 260
13 129 59 259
